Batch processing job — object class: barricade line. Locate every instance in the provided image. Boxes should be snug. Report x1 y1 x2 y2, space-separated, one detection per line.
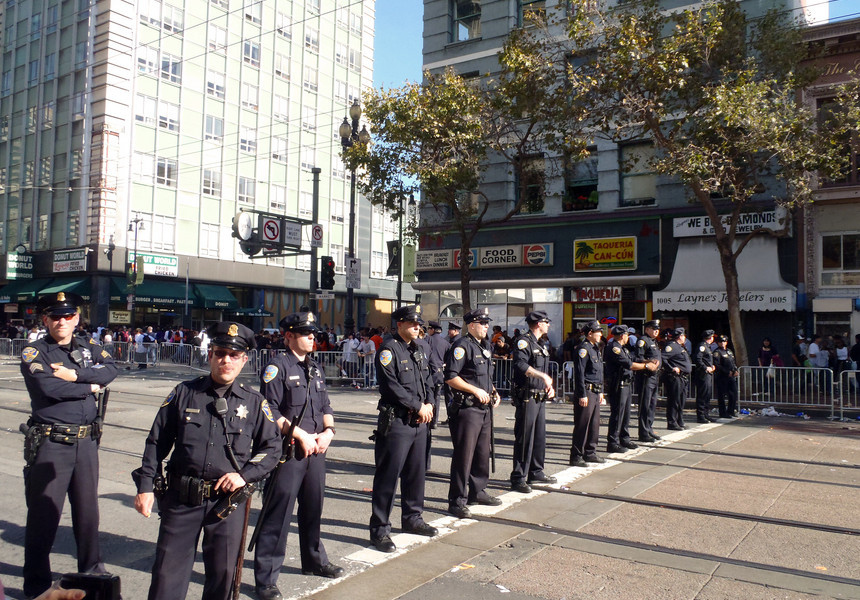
739 365 838 419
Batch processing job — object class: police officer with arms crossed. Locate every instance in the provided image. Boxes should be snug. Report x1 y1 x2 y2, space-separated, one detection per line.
253 312 344 600
133 322 280 600
510 311 557 494
713 334 739 418
634 320 662 442
445 307 502 518
425 320 450 434
20 292 118 599
662 327 693 430
369 305 439 553
604 324 654 454
569 320 606 467
693 329 717 423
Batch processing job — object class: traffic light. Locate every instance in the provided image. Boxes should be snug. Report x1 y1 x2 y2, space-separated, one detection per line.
320 256 335 290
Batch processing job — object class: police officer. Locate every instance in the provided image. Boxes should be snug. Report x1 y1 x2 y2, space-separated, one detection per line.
20 292 118 599
693 329 716 423
425 320 450 438
369 305 438 553
447 321 461 342
253 312 344 600
569 320 605 467
510 311 557 493
634 320 662 442
445 307 501 518
134 322 280 600
662 327 692 430
604 324 654 454
713 335 739 418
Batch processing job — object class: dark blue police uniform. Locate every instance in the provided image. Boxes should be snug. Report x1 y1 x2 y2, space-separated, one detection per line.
634 321 662 442
570 321 604 465
693 330 715 422
604 326 638 452
714 337 739 418
662 328 692 430
21 292 118 599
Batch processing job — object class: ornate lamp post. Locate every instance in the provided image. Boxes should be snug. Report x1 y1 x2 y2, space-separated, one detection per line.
128 214 144 328
396 193 416 308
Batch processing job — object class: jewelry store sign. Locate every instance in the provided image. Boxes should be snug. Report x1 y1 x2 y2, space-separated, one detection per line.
416 244 554 271
128 252 179 277
53 248 88 273
672 211 789 238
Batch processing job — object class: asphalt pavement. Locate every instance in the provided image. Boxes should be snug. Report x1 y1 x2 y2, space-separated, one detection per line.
0 361 858 599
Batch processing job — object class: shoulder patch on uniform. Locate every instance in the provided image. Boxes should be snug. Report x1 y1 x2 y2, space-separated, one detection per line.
699 345 706 352
665 345 672 352
101 350 110 358
453 347 466 361
379 349 393 366
22 347 38 363
637 339 645 347
89 338 97 345
517 339 528 350
29 362 44 373
578 348 588 358
161 389 176 408
262 365 279 383
612 346 621 354
261 399 274 422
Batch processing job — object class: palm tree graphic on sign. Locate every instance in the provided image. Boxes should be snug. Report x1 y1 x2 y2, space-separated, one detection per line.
575 241 595 269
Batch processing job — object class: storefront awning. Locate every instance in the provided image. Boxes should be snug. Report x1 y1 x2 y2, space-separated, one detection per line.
652 237 795 312
194 284 239 310
411 274 660 291
39 277 92 301
111 278 195 307
231 307 274 317
0 278 54 303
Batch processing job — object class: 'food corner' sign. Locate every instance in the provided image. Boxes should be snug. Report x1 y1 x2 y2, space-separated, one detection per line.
574 236 637 272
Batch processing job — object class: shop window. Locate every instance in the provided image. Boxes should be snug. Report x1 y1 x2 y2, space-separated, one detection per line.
515 155 545 215
518 0 545 26
564 148 597 211
620 142 656 207
818 98 859 186
821 232 860 286
451 1 481 42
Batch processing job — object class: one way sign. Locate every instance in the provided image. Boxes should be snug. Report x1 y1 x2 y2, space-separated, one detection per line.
346 258 361 289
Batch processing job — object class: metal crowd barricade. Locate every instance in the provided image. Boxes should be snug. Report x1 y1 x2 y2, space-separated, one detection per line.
159 342 192 367
839 369 859 419
12 338 27 357
739 365 838 418
0 337 12 356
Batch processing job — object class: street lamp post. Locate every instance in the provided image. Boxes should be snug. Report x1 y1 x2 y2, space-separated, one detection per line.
396 193 416 309
128 214 144 328
339 99 370 334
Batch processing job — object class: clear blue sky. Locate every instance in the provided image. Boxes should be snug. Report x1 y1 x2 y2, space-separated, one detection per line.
831 0 860 20
373 0 423 89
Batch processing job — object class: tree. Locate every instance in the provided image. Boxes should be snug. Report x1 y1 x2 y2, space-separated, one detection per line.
558 0 856 367
342 15 593 311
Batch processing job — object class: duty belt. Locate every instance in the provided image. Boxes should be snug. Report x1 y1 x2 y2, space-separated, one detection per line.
169 474 221 506
586 383 603 393
35 423 95 443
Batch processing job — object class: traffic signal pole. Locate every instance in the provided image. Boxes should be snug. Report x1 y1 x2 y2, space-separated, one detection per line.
310 168 320 305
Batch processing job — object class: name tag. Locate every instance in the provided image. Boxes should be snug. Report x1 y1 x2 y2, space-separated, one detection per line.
185 408 200 414
289 375 300 380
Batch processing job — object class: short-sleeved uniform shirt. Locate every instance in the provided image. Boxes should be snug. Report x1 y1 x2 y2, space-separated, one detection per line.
260 351 333 435
444 334 494 394
512 331 549 391
376 334 433 411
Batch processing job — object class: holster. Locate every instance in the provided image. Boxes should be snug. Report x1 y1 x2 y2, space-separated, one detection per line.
174 475 218 506
20 423 44 469
214 483 255 519
370 405 397 441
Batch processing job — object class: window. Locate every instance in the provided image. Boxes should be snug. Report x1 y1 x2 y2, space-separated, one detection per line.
276 12 291 38
299 192 313 218
44 53 56 80
350 12 362 34
307 0 320 14
46 5 59 33
158 100 180 131
23 160 34 186
564 148 598 211
202 169 221 196
133 153 154 183
140 0 161 25
451 0 481 42
138 47 159 74
335 80 347 103
205 115 223 141
28 59 39 85
71 93 86 119
145 215 176 251
822 233 860 286
71 149 83 176
273 95 288 121
330 243 345 272
620 142 656 207
515 155 545 214
241 83 258 110
331 199 344 222
208 25 227 52
156 157 177 187
75 41 88 68
160 53 181 83
271 184 286 211
305 27 319 53
274 53 289 79
335 43 347 66
207 70 225 99
67 210 80 244
303 66 317 92
244 0 261 24
518 0 545 25
42 102 54 129
240 127 256 153
243 40 260 67
1 70 10 97
0 115 8 140
39 156 51 185
162 4 183 32
337 7 349 28
30 13 41 40
135 93 157 125
371 250 385 278
348 48 361 71
36 214 48 249
818 98 858 187
302 105 316 131
238 177 255 204
272 136 288 162
27 107 37 133
301 146 315 170
210 0 228 10
200 223 220 257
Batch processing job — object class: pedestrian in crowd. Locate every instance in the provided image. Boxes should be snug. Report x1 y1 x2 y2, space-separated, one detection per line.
604 324 653 454
850 334 860 391
792 334 807 367
339 332 359 384
252 312 344 600
634 320 663 442
693 330 716 423
569 320 606 467
425 320 450 432
834 336 850 380
357 332 377 388
626 327 638 349
662 327 692 430
444 308 501 518
27 324 43 341
447 322 461 342
492 336 511 391
509 311 557 493
758 337 777 368
369 305 438 553
133 322 280 600
713 334 739 418
808 334 831 393
20 292 118 599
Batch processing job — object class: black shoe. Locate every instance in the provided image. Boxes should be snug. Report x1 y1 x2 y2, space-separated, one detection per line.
650 433 662 440
621 440 638 450
606 444 627 454
256 585 283 600
696 418 709 423
449 504 472 519
639 436 657 443
528 473 557 484
403 522 438 537
569 456 587 467
468 491 502 506
583 454 605 464
302 563 345 579
511 481 532 493
370 535 396 553
667 425 685 431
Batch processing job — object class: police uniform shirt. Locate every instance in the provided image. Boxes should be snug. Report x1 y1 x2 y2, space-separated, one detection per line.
377 334 433 411
260 351 333 436
574 341 603 398
136 376 280 492
426 333 450 386
662 342 692 374
604 338 634 385
512 331 548 391
714 348 737 376
21 334 118 424
694 343 715 374
444 334 494 394
635 334 661 370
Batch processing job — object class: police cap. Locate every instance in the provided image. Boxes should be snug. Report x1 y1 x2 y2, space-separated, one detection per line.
207 322 256 351
37 292 83 316
392 304 424 324
279 311 319 334
701 329 715 340
464 308 492 324
717 334 728 342
582 320 602 334
428 320 441 330
525 310 551 325
611 324 629 336
673 327 686 337
662 328 676 340
448 322 461 331
644 319 661 330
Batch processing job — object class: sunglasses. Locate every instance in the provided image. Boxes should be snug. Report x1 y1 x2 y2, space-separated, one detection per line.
212 349 246 360
47 314 76 321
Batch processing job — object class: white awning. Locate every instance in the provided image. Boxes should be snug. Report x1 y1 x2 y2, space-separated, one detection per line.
652 237 795 312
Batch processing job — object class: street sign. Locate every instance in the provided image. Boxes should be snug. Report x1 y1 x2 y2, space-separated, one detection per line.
311 224 323 248
283 222 302 247
261 218 281 243
313 291 334 300
346 257 361 289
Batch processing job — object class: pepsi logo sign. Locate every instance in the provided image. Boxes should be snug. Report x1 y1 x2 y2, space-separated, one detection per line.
524 244 551 265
